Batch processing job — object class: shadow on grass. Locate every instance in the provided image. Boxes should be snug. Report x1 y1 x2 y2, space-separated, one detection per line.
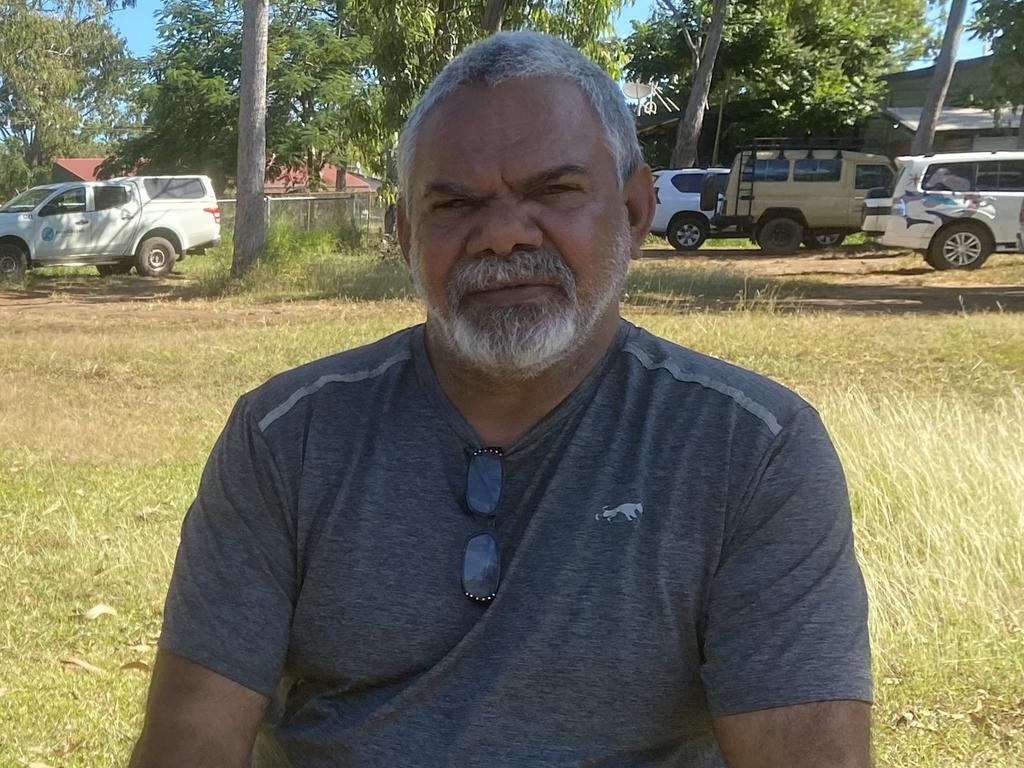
5 250 1024 315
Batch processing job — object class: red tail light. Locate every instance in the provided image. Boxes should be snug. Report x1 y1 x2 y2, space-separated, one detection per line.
204 206 221 224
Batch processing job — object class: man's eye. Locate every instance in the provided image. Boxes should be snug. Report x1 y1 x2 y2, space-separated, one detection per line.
543 185 579 196
434 199 469 210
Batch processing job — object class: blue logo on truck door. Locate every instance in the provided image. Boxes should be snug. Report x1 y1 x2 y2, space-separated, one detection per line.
42 227 55 241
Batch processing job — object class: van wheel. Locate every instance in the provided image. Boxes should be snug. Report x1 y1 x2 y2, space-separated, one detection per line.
136 236 177 277
756 218 803 254
0 243 27 281
667 214 709 251
926 223 992 270
97 262 133 277
803 232 846 249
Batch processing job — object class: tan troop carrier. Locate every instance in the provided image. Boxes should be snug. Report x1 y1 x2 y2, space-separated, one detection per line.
702 139 894 253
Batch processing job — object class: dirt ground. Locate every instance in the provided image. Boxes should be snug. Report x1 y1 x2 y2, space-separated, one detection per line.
2 245 1023 319
636 244 1024 314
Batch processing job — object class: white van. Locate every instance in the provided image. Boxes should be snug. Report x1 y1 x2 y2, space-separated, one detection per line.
880 151 1024 269
0 175 221 280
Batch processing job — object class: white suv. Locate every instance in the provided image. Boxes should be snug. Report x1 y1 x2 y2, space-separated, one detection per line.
880 151 1024 269
651 168 730 251
0 175 221 280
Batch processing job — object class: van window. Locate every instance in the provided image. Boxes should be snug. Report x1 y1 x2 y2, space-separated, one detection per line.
855 164 894 190
922 163 974 192
94 185 130 211
975 160 1024 192
144 178 207 200
670 174 703 194
793 159 841 182
741 159 789 182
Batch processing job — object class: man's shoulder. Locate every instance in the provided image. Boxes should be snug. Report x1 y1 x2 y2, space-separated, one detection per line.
244 326 419 433
620 324 809 437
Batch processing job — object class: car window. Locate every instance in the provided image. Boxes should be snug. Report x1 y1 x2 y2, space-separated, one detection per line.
670 174 703 194
855 164 894 190
714 173 730 195
94 185 131 211
793 158 842 182
975 160 1024 192
144 177 207 200
39 187 86 216
741 158 789 182
922 163 974 192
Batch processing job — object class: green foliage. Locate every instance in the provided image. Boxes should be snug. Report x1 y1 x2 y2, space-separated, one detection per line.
346 0 627 177
101 0 375 193
0 0 133 198
972 0 1024 114
625 0 932 166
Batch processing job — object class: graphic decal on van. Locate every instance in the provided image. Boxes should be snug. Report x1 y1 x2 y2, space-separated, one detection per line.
896 189 997 228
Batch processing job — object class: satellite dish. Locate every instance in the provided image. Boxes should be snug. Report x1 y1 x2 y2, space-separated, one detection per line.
622 82 654 101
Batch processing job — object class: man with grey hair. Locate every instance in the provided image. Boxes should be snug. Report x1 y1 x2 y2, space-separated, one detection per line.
131 31 872 768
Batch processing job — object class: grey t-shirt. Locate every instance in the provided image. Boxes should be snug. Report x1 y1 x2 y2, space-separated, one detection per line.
161 320 871 767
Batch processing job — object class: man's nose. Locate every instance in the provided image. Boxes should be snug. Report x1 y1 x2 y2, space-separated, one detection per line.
466 198 544 256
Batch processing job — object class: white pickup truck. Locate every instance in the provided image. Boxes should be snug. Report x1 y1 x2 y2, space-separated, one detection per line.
0 175 221 280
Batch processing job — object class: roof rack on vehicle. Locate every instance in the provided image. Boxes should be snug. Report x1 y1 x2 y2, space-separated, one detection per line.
735 137 865 152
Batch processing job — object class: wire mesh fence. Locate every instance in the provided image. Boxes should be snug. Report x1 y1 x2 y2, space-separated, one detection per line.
218 193 388 238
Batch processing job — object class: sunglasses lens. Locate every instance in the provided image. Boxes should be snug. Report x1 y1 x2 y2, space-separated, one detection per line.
462 531 500 601
466 451 502 517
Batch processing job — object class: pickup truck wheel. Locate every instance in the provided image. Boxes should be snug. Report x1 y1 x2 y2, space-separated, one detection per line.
756 217 803 254
136 236 177 277
667 214 709 251
0 243 27 281
97 262 133 277
926 223 992 270
803 232 846 249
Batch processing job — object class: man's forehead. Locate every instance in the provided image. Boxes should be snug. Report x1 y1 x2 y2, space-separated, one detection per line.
411 78 611 192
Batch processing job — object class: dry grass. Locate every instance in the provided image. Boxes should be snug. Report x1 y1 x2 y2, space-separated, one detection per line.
1 251 1022 766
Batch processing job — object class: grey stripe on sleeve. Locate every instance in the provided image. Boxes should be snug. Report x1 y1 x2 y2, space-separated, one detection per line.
258 351 411 432
624 342 782 435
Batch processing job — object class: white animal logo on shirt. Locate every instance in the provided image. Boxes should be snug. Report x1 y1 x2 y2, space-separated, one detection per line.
596 503 643 523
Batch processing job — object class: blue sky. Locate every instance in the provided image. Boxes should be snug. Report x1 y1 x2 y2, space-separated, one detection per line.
111 0 987 67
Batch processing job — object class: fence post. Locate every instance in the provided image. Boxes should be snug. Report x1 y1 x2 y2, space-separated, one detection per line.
307 197 313 232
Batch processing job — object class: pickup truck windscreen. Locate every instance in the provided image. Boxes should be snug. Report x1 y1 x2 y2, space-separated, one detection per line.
0 187 57 213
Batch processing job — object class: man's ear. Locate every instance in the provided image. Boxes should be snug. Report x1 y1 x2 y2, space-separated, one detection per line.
396 198 412 267
623 165 655 261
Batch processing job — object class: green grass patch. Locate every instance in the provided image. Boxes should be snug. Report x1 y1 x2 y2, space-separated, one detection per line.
1 252 1022 766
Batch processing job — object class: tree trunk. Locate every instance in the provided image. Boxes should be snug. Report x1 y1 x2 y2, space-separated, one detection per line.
232 0 270 278
481 0 510 33
911 0 967 155
670 0 728 168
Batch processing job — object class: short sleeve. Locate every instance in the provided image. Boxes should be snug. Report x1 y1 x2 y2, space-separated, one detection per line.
700 406 872 716
159 395 297 696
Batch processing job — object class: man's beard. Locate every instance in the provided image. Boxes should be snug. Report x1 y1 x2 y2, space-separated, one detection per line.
410 221 632 380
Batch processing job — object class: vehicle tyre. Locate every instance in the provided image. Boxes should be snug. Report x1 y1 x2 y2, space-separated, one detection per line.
802 232 846 249
0 243 27 281
926 223 992 270
666 214 709 252
96 262 133 277
756 217 803 254
136 236 177 277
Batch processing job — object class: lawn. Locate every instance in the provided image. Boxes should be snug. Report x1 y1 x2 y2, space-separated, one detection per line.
1 245 1022 766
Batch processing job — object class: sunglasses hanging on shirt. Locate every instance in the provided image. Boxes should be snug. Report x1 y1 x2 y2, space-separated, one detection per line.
462 447 503 603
